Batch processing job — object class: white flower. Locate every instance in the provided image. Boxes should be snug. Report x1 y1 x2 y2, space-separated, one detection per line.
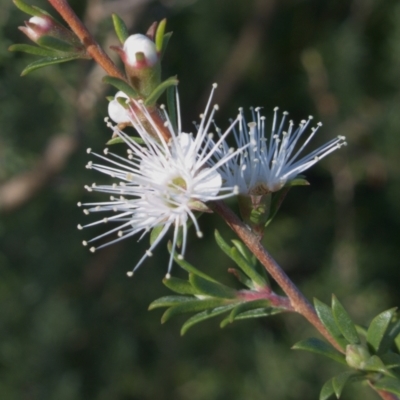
78 84 240 276
215 107 347 195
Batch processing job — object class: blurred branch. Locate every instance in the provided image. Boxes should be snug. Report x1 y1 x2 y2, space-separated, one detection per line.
204 0 275 107
0 135 77 212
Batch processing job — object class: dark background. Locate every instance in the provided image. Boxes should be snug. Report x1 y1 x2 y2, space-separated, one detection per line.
1 0 400 399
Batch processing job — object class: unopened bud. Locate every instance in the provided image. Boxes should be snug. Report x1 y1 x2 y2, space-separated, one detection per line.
108 91 131 124
346 344 371 370
123 34 159 68
19 15 54 42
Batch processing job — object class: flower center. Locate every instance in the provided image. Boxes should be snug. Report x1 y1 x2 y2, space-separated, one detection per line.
169 176 187 192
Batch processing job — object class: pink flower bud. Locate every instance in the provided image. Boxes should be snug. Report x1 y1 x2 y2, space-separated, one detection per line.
19 15 53 42
123 34 158 68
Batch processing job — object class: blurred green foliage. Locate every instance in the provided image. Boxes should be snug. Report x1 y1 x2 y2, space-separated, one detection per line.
1 0 400 399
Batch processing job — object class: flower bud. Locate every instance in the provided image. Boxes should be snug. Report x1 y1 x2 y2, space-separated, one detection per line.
123 34 159 68
19 15 55 42
346 344 371 370
112 33 161 98
108 91 131 124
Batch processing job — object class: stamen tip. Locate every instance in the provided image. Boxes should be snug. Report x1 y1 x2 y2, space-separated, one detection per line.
127 271 134 278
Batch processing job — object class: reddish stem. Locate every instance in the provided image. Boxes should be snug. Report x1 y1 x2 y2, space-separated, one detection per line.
213 200 344 353
48 0 125 80
47 0 171 141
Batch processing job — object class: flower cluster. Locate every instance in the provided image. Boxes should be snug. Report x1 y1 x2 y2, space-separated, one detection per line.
78 84 241 276
79 35 347 277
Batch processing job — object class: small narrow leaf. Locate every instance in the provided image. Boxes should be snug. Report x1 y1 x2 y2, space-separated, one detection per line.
13 0 42 16
166 86 177 133
292 338 347 365
189 274 237 299
144 76 179 106
332 295 360 345
227 268 255 289
112 14 129 44
181 304 237 335
8 44 55 57
160 32 172 60
106 136 144 146
332 371 354 398
162 277 198 295
161 298 228 323
231 240 257 267
102 76 137 98
367 308 397 354
36 36 76 52
373 377 400 396
214 230 233 257
231 248 267 288
170 248 217 283
265 187 290 227
229 307 284 322
148 295 194 310
155 19 167 52
320 379 335 400
20 55 81 75
314 298 346 350
228 299 272 323
150 225 165 246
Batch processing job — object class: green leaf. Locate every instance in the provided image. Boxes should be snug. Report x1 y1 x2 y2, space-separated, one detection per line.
148 295 194 310
161 298 229 323
292 338 347 365
332 295 360 345
144 76 179 106
314 298 346 350
227 268 255 289
162 277 198 295
13 0 42 16
363 355 394 376
150 225 165 246
286 177 309 186
231 248 268 288
155 19 167 52
112 14 129 44
214 230 234 257
367 308 397 354
170 248 217 283
215 230 267 287
381 318 400 354
373 377 400 396
332 371 354 398
381 352 400 369
102 76 138 98
227 299 272 323
320 379 335 400
36 36 76 53
20 54 81 75
160 32 172 60
8 44 55 57
181 304 237 335
166 86 177 133
265 187 290 227
106 136 144 146
227 307 284 324
231 240 257 268
189 274 237 299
